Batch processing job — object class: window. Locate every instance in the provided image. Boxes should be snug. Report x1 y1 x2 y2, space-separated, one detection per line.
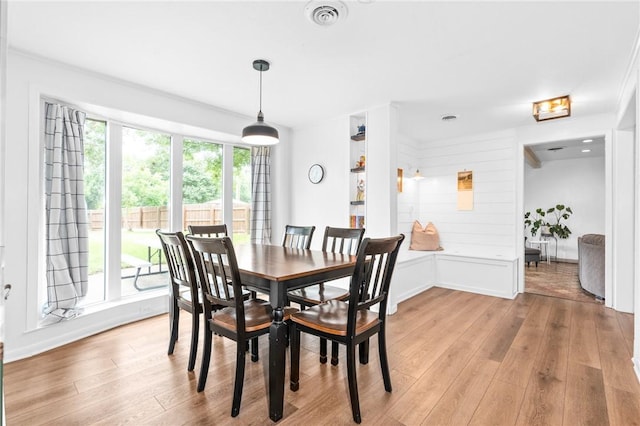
81 118 107 306
182 138 223 231
40 101 252 324
120 127 171 295
233 147 251 243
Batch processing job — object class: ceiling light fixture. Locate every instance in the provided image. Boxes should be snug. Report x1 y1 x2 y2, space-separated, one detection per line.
582 139 593 143
413 169 425 181
532 95 571 121
242 59 279 146
582 149 591 153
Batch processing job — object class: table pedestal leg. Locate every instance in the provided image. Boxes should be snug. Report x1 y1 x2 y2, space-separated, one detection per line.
269 307 286 422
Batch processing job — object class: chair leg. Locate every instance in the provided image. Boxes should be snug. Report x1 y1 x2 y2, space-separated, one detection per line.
346 343 362 424
197 326 212 392
251 336 259 362
167 301 179 355
378 329 392 392
359 338 369 365
319 337 328 364
231 341 246 417
290 323 300 392
331 341 340 366
187 311 199 371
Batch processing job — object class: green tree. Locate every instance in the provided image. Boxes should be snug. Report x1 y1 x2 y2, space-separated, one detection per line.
83 119 106 210
121 127 170 207
233 147 251 203
183 139 222 203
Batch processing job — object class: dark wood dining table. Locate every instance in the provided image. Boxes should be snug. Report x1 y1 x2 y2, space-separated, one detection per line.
233 243 357 422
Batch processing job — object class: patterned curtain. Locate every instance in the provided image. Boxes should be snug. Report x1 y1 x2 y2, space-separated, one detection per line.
250 146 272 245
43 102 89 319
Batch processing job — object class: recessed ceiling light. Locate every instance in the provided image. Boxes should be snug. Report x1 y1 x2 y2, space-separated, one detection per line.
582 139 593 143
582 149 591 153
441 114 458 121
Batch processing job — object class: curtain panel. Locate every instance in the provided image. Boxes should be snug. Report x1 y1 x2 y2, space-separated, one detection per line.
43 102 89 318
250 146 272 245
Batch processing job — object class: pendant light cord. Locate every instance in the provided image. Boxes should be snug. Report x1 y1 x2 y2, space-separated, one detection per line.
258 66 263 115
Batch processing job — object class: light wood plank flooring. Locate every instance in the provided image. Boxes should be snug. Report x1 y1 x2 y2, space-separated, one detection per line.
5 288 638 425
525 261 599 304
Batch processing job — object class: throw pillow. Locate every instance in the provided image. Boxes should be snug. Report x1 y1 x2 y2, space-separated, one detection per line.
409 220 443 251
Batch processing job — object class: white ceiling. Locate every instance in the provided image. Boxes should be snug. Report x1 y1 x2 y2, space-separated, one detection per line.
529 136 605 163
6 1 640 146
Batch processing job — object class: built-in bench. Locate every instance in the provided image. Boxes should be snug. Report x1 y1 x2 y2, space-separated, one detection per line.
388 249 518 314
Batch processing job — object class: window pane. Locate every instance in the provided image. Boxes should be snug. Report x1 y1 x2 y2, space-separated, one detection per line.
121 127 170 295
82 118 106 306
233 147 251 243
182 138 223 232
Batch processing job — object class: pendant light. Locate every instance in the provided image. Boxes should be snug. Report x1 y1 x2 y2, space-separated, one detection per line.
242 59 279 145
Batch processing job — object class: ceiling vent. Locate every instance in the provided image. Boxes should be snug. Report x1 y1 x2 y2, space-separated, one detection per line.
305 1 348 26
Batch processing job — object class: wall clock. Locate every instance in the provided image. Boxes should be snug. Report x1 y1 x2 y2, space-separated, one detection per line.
308 164 325 184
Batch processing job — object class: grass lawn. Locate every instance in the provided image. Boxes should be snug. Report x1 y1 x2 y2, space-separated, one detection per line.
88 229 251 274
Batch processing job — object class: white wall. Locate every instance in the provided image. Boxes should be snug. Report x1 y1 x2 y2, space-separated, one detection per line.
524 156 605 261
3 50 291 361
397 133 422 237
416 131 518 258
289 116 350 250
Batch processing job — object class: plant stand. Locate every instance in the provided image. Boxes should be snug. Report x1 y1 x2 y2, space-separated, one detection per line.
541 233 558 261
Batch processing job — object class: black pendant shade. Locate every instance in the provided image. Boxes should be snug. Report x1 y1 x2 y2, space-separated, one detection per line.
242 59 279 145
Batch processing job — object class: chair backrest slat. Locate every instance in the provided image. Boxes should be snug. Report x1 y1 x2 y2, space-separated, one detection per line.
156 229 198 304
282 225 316 249
347 235 404 335
322 226 365 256
187 236 244 323
188 224 228 238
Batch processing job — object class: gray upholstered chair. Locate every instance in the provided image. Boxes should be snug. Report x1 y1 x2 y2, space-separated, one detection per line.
524 237 540 267
578 234 605 299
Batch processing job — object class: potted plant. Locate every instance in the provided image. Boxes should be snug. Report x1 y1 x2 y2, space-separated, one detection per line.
546 204 573 239
524 208 547 237
525 204 573 239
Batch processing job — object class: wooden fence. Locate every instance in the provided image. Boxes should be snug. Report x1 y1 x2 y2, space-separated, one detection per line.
88 203 251 233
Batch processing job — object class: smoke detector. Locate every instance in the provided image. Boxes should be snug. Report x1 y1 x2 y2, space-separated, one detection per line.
305 1 348 26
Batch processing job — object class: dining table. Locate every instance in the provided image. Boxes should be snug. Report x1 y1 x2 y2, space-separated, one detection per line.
233 243 357 422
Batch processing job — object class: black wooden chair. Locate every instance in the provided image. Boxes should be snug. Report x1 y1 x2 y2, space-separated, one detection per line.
287 226 365 365
156 230 200 372
188 224 228 237
189 223 260 357
282 225 316 249
289 234 405 423
186 235 297 417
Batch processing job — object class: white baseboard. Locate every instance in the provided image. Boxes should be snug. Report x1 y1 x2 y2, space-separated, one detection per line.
436 282 518 300
388 283 434 314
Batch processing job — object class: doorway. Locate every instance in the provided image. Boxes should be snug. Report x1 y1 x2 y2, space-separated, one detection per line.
523 136 605 303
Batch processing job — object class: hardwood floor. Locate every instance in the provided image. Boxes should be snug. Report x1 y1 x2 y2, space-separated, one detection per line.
525 261 600 304
5 288 638 425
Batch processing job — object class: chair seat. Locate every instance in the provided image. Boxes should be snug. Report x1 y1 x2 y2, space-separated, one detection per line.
212 299 298 332
290 300 380 336
287 284 349 306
